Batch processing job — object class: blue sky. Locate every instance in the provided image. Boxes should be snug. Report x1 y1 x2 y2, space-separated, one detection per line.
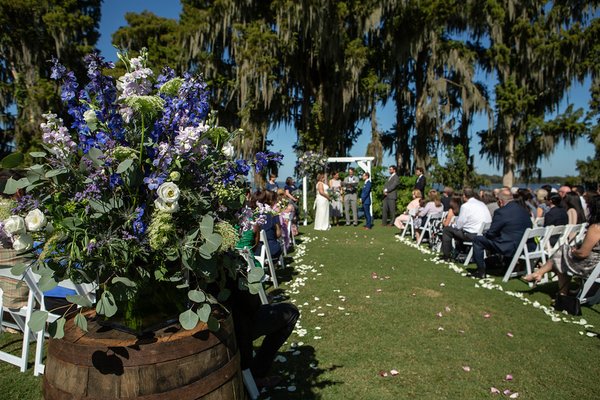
98 0 595 180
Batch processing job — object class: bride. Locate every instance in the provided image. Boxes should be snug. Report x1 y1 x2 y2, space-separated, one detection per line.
314 173 331 230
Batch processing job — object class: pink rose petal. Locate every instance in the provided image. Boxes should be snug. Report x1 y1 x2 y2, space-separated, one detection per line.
390 369 399 376
505 374 513 381
503 389 512 395
490 387 501 394
507 332 514 338
462 366 471 372
483 313 491 318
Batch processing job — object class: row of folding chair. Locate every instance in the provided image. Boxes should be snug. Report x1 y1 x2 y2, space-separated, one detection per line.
0 265 96 375
416 211 445 246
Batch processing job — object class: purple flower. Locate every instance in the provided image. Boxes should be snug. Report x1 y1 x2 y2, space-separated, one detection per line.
143 173 166 190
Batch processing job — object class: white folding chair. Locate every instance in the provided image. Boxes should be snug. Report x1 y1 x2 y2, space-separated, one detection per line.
502 227 549 284
462 222 491 266
572 260 600 305
254 230 279 288
0 265 36 372
242 368 260 400
237 248 269 305
401 209 418 239
416 212 444 246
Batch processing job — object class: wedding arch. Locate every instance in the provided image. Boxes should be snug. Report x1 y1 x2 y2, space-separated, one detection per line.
301 156 375 225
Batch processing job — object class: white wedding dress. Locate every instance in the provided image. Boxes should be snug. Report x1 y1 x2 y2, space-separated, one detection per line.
314 182 330 230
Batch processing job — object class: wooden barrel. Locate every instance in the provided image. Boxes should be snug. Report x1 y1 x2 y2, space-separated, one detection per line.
43 311 244 400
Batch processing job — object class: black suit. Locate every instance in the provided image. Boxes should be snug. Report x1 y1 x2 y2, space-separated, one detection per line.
472 201 532 277
414 174 426 196
544 206 568 227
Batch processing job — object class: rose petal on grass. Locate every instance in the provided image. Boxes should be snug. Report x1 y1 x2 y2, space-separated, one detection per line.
378 370 388 377
505 374 513 381
440 283 446 287
509 393 520 398
483 313 491 318
376 289 383 292
490 387 501 394
438 326 445 331
390 369 399 376
507 332 514 338
436 312 443 318
462 366 471 372
445 306 451 312
503 389 512 395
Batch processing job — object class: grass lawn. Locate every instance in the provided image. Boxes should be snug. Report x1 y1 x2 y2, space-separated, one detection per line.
2 220 599 399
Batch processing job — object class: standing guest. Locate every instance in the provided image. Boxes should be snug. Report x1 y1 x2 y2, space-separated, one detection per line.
441 187 454 211
343 168 360 226
329 171 343 226
382 165 400 226
563 191 586 225
471 188 532 278
394 189 422 230
414 167 426 197
441 188 491 260
558 185 571 199
265 174 279 192
283 177 298 206
313 173 331 231
360 172 373 230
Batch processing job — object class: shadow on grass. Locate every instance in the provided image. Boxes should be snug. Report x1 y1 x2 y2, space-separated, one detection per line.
265 345 342 399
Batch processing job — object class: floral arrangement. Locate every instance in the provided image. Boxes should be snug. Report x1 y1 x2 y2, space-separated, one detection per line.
327 188 341 202
1 49 283 335
294 151 327 178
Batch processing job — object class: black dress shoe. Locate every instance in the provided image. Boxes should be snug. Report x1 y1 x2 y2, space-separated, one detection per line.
467 269 486 279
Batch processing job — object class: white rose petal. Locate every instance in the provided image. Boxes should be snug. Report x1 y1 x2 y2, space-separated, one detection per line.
156 182 180 203
154 198 179 213
222 142 235 158
12 234 33 251
4 215 26 236
25 208 47 231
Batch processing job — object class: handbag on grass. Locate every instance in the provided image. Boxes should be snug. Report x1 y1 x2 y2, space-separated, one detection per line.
554 293 581 316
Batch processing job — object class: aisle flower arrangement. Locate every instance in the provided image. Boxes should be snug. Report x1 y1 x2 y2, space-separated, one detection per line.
1 50 282 335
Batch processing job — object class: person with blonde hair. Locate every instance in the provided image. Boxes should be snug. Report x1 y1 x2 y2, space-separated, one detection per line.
394 189 422 231
414 190 444 243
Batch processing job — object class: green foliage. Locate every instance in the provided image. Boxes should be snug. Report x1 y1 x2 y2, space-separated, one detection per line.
430 144 489 189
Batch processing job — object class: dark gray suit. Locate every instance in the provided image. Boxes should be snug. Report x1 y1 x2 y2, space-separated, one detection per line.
382 173 399 225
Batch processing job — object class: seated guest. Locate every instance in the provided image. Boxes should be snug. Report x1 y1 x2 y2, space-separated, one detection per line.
442 195 462 227
415 190 444 243
563 191 586 225
441 188 491 260
255 191 282 260
543 193 568 247
231 220 299 389
524 194 600 290
394 189 422 231
471 188 532 278
535 188 549 218
481 191 499 216
265 174 278 192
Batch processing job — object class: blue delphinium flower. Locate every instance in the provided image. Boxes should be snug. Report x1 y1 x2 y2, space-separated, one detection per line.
132 206 146 236
143 174 166 190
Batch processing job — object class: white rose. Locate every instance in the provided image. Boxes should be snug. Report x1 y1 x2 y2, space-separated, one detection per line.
3 215 26 236
222 142 235 158
84 109 98 131
156 182 180 203
25 208 47 231
12 234 33 251
154 198 179 213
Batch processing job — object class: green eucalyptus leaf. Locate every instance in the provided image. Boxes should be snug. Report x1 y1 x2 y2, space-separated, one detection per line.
74 313 88 332
29 152 47 158
207 316 220 332
217 288 231 302
248 267 264 284
10 262 29 276
199 234 222 257
188 290 206 303
179 309 199 330
38 275 58 292
247 282 262 295
47 317 66 339
96 291 118 318
45 168 68 178
66 294 93 308
2 152 24 168
87 147 104 167
112 277 136 287
197 303 211 322
2 177 20 195
116 158 134 174
28 310 49 332
200 215 214 237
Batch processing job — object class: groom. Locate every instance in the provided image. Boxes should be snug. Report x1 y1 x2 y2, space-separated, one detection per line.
361 172 372 229
381 165 399 226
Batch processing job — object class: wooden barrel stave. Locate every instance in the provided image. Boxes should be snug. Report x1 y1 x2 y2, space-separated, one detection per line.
43 311 243 400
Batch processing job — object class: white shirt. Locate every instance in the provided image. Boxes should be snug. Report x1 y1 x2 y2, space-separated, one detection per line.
453 197 492 233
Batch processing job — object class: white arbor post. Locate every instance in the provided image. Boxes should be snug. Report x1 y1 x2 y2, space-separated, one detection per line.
302 175 308 226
